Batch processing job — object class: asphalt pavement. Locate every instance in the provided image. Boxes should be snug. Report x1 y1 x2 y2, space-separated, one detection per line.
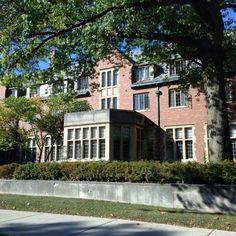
0 209 235 236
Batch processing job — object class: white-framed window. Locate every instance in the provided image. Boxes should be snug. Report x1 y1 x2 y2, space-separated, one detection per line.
28 138 37 161
45 136 63 162
100 68 119 110
169 89 187 107
101 97 118 109
230 124 236 160
75 78 88 91
134 93 150 111
169 59 187 76
66 125 107 160
101 69 118 88
165 126 194 161
135 66 153 82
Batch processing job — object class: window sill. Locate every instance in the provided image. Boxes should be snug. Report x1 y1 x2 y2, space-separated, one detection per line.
135 109 150 112
168 106 188 110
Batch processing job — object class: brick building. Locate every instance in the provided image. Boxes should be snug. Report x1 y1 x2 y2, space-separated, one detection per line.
1 53 236 163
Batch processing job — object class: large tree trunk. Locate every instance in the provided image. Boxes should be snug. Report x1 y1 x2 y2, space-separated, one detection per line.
203 59 231 161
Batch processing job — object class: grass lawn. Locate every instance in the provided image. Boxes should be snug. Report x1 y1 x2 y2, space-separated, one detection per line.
0 194 235 231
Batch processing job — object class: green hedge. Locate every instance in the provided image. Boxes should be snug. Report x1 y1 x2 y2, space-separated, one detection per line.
0 161 236 184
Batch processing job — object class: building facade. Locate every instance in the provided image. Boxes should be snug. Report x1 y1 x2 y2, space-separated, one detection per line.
1 53 236 163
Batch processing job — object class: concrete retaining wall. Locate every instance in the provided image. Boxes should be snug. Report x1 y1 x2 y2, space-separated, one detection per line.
0 180 235 213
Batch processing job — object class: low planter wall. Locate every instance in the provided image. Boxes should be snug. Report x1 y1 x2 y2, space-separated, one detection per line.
0 180 235 213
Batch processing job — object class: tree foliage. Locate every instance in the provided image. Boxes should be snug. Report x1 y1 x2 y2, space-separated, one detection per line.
0 94 91 162
0 1 236 161
0 96 41 157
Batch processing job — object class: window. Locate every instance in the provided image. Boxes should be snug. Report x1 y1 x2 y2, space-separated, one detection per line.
165 126 193 160
100 69 118 88
134 93 149 111
169 89 187 107
112 126 131 161
76 78 88 91
135 66 152 82
169 59 187 76
101 97 118 109
230 124 236 160
28 138 37 161
65 126 106 160
45 136 64 161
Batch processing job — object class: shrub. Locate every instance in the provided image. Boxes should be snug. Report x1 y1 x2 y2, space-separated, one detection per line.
0 163 19 179
9 160 236 185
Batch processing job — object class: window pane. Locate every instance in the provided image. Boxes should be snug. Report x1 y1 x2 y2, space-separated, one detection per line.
91 127 97 139
75 141 81 159
113 97 117 109
83 140 89 159
57 146 63 160
230 125 236 138
99 140 105 159
176 128 183 139
107 97 111 108
91 140 97 158
67 141 73 159
169 90 175 107
176 141 183 160
186 140 193 159
175 90 181 106
75 128 81 139
51 147 56 161
185 128 192 139
134 95 139 111
99 127 105 138
45 137 50 146
83 128 89 139
101 72 106 87
113 69 118 85
113 127 121 139
123 127 130 139
67 129 73 140
101 98 106 109
144 93 149 109
107 71 112 86
181 92 187 106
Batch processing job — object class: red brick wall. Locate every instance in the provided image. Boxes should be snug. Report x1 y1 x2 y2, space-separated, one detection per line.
159 85 207 162
84 55 211 162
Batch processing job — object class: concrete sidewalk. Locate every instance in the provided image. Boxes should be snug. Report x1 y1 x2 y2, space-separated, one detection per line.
0 210 235 236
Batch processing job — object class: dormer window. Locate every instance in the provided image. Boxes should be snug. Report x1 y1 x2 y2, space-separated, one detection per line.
75 78 88 91
169 59 187 76
135 66 153 82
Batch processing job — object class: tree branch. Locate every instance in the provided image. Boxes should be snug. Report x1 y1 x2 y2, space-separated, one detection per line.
29 0 191 54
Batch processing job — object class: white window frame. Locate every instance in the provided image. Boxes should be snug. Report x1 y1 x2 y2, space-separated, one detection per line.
135 65 153 82
65 125 108 161
164 125 195 161
133 93 150 111
169 89 188 108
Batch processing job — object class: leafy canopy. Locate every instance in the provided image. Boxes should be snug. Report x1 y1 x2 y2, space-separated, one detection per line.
0 1 235 87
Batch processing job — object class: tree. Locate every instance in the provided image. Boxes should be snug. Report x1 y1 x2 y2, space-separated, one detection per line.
0 1 235 161
0 96 41 161
31 93 91 162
